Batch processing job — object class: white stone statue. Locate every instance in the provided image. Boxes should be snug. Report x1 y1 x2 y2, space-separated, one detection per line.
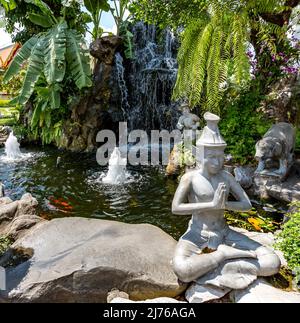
255 122 296 179
176 102 200 142
171 112 281 291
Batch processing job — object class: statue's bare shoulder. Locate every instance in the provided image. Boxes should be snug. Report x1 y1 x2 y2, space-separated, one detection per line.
180 169 212 188
220 169 235 182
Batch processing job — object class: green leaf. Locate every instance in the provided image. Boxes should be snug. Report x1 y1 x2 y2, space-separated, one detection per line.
3 35 39 83
9 96 20 106
49 83 62 109
35 86 50 99
24 0 56 23
84 0 110 14
44 22 67 84
28 12 53 28
31 99 47 129
0 0 16 11
18 38 45 105
44 109 51 128
66 30 92 89
120 23 134 59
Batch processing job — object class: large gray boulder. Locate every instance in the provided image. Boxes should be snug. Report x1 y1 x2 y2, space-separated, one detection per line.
1 218 186 302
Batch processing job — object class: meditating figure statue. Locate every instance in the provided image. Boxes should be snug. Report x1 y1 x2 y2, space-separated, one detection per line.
171 112 281 291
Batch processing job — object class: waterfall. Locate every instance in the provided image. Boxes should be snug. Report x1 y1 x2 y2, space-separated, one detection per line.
114 52 130 120
113 22 180 132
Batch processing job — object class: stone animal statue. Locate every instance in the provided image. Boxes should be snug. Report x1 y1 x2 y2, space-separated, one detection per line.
255 122 296 178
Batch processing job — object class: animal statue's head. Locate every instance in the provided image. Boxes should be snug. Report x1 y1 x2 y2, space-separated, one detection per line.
255 137 283 161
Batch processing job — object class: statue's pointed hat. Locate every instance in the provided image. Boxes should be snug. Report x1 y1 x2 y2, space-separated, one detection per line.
196 112 227 147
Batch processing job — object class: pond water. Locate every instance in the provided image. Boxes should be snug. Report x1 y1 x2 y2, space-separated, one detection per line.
0 145 287 240
0 146 190 239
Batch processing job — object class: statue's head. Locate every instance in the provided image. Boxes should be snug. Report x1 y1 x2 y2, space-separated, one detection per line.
195 112 227 175
178 101 190 114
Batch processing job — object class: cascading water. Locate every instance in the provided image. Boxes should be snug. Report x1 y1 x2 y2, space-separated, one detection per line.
4 131 22 159
114 52 130 119
113 22 180 131
102 147 128 185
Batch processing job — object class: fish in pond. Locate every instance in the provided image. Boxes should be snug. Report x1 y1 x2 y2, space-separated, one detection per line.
49 197 74 213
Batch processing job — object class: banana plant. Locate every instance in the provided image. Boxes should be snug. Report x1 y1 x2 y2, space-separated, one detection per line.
84 0 110 40
3 0 92 111
110 1 134 58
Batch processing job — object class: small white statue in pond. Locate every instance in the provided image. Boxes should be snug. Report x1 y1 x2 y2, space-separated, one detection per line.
176 101 200 142
102 147 127 185
255 123 296 179
166 102 200 176
171 112 280 294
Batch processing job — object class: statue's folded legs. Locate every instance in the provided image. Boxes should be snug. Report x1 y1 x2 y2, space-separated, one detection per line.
172 228 281 288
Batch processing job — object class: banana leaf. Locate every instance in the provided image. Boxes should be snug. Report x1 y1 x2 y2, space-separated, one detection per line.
31 99 47 129
18 38 45 105
49 83 62 109
84 0 110 15
3 35 39 83
28 12 53 28
24 0 56 24
44 22 67 84
66 30 92 89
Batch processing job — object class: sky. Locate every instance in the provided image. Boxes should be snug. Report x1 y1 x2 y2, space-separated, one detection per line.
0 4 117 48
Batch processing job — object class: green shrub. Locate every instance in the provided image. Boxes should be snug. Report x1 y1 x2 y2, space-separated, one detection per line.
275 203 300 282
220 87 272 164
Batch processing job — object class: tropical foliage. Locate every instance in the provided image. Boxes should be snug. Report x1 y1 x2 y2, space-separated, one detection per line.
275 202 300 284
220 84 272 164
132 0 300 113
2 0 89 44
110 1 134 58
84 0 110 40
2 0 92 144
130 0 205 29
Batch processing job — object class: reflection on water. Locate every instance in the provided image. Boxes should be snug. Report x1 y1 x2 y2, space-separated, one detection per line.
0 146 286 240
0 146 189 239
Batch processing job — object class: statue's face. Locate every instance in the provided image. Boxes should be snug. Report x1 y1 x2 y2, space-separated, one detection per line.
180 105 190 114
203 147 225 175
